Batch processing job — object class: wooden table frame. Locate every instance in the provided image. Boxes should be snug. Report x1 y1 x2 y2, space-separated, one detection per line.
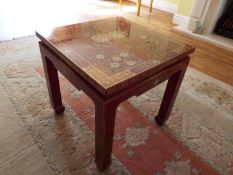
39 41 190 171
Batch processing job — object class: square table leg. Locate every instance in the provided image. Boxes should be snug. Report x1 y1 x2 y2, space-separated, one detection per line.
155 63 189 126
40 53 65 114
95 101 117 171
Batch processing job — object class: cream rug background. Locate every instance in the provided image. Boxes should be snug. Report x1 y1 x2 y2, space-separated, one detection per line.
0 36 232 174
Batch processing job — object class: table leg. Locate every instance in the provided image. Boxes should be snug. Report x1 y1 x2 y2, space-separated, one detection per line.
41 54 65 114
137 0 142 16
119 0 122 9
155 67 188 126
95 101 117 171
149 0 153 12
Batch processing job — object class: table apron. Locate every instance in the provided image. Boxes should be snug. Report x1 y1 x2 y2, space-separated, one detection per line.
39 42 104 103
39 41 189 107
106 58 190 106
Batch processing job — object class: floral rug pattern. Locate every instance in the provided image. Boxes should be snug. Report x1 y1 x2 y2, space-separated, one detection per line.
0 36 232 174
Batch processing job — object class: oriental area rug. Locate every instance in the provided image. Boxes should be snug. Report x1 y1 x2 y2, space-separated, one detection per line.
0 36 232 175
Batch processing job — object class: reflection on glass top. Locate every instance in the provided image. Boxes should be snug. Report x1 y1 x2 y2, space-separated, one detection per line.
36 17 194 95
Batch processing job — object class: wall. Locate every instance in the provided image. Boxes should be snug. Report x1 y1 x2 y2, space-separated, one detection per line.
177 0 195 16
128 0 179 13
160 0 196 17
172 0 196 28
161 0 179 6
128 0 195 18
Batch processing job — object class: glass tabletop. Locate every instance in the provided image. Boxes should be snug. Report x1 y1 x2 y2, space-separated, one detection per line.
36 17 194 96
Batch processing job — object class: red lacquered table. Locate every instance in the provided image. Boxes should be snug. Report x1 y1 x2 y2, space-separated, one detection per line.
36 17 195 171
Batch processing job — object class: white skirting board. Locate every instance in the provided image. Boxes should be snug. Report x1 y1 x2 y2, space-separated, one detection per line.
127 0 177 14
172 13 191 28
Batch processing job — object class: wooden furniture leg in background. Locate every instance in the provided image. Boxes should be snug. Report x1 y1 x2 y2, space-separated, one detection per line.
40 49 65 114
137 0 142 16
119 0 153 16
150 0 154 12
95 101 117 171
155 58 190 126
119 0 122 9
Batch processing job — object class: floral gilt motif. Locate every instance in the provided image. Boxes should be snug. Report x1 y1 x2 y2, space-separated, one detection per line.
91 31 126 43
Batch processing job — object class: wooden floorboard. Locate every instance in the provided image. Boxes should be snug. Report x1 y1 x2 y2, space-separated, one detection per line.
118 1 233 86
